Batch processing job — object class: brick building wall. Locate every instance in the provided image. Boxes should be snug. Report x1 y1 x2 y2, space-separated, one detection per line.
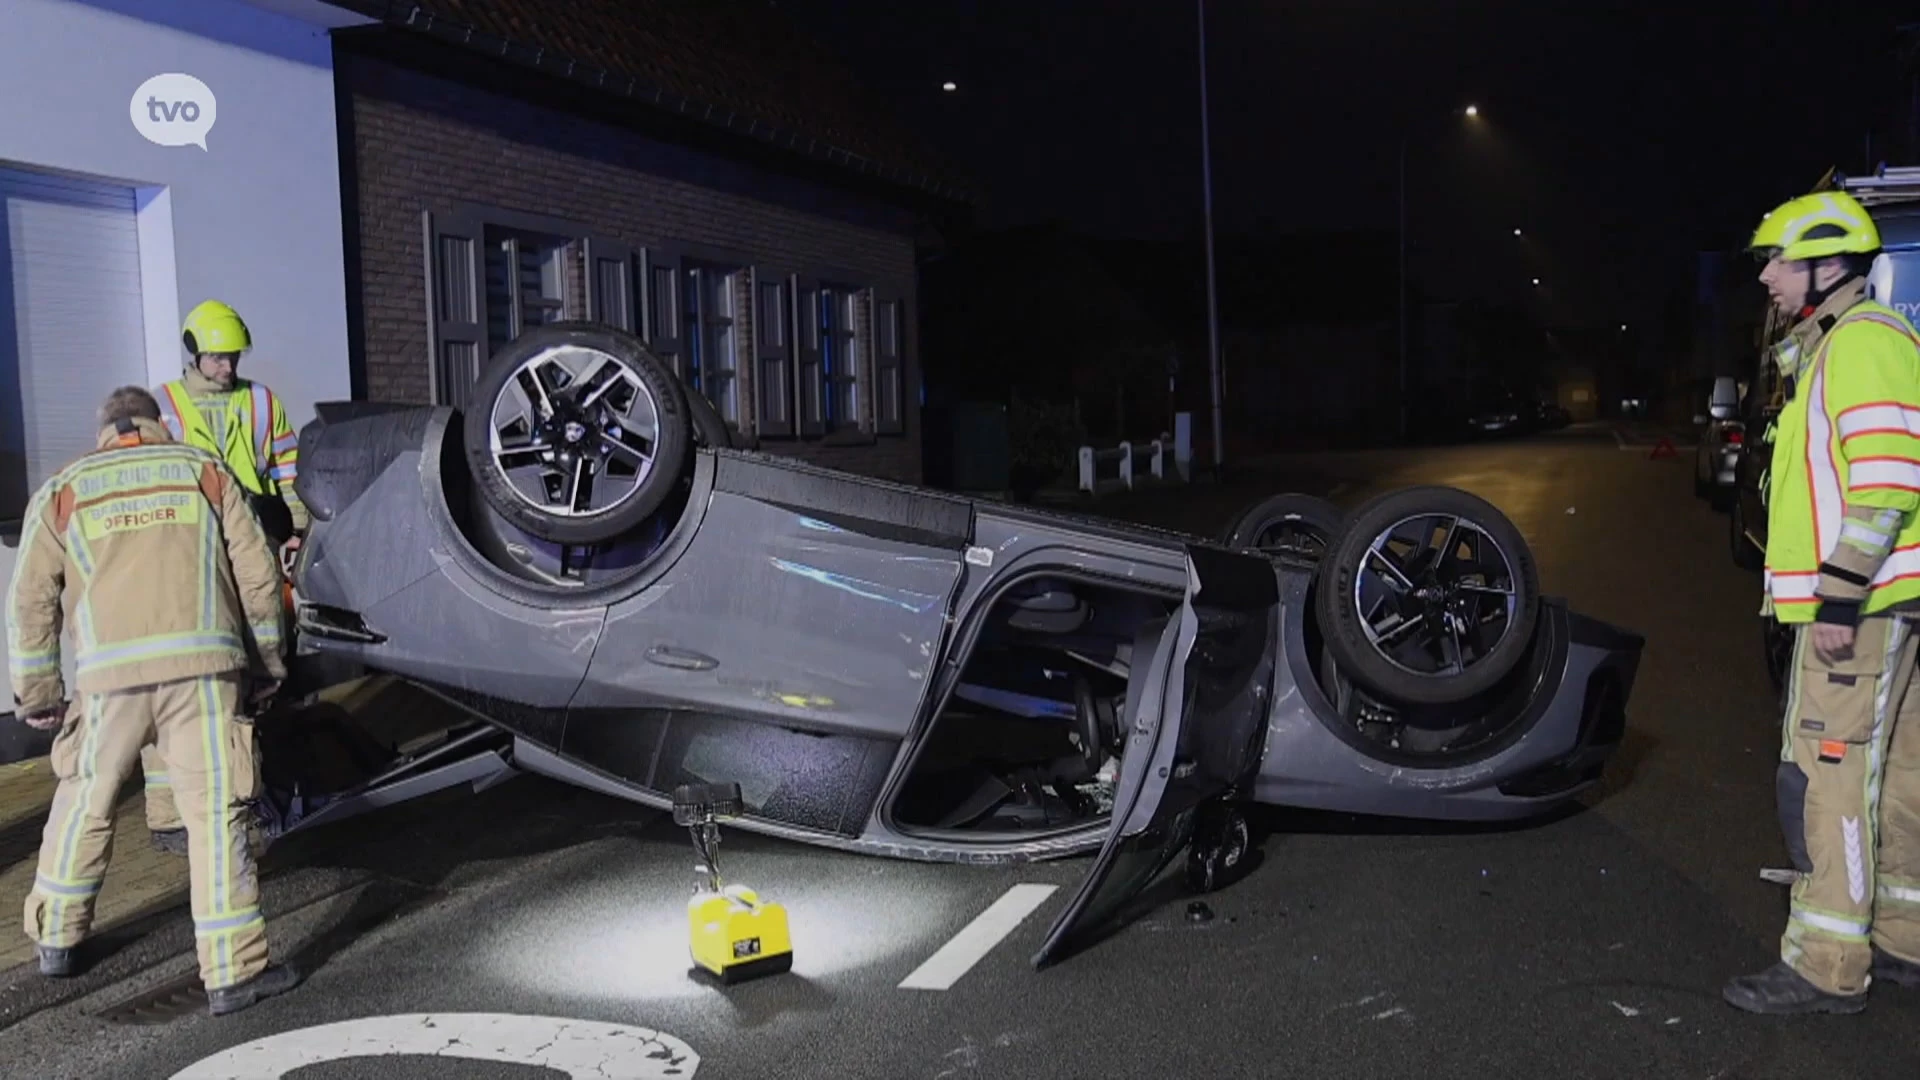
339 49 925 483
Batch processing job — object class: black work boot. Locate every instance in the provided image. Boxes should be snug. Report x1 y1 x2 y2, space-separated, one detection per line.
207 964 301 1017
1873 947 1920 989
1723 961 1868 1015
150 828 188 856
37 944 76 978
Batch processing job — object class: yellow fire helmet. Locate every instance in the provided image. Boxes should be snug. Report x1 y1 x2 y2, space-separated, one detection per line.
181 299 252 357
1749 190 1881 262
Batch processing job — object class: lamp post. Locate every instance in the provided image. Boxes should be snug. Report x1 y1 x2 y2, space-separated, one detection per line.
1198 0 1225 472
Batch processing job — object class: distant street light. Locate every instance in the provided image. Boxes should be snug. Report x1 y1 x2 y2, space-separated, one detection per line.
1513 227 1523 237
1465 104 1480 118
941 81 957 92
1532 277 1542 286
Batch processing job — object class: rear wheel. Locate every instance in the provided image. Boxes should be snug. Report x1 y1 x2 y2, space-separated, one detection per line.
1315 486 1540 706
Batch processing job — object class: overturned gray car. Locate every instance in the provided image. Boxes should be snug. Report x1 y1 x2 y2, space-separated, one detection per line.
275 323 1644 965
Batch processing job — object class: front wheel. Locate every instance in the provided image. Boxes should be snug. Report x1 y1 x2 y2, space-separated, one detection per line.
463 323 692 546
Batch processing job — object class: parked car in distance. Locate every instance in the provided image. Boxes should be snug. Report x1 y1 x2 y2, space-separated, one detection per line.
1694 375 1745 511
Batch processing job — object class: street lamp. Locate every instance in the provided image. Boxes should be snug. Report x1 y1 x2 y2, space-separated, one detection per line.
941 81 957 92
1513 227 1523 237
1532 277 1542 286
1465 104 1479 118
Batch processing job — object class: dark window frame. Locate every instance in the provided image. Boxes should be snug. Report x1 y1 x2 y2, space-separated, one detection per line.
424 202 636 410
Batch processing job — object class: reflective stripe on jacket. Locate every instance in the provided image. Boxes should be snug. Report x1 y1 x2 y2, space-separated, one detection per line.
4 418 287 715
1764 295 1920 623
156 376 298 498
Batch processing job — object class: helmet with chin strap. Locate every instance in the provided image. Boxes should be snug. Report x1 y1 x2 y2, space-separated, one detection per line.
180 299 252 361
1750 190 1882 315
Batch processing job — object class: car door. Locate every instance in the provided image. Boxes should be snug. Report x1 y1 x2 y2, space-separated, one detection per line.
1031 543 1280 968
565 453 973 839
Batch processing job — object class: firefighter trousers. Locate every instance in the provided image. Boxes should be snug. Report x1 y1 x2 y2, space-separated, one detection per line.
141 742 182 832
23 672 270 991
1777 613 1920 995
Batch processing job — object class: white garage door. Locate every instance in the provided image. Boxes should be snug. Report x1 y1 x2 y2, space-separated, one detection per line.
1 164 149 719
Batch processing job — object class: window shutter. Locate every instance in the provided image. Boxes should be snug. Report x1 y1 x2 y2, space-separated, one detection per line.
423 209 488 411
641 246 684 379
583 235 636 332
872 289 906 435
792 275 825 437
751 267 794 437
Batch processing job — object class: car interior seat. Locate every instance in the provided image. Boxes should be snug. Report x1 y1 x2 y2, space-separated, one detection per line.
1001 576 1092 634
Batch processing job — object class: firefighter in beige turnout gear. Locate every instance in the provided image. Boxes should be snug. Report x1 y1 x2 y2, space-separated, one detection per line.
5 387 301 1016
1724 190 1920 1014
143 299 306 857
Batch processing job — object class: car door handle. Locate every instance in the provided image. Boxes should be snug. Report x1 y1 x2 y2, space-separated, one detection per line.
646 645 718 671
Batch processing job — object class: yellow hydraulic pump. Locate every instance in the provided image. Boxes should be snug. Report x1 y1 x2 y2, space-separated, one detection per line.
674 782 793 984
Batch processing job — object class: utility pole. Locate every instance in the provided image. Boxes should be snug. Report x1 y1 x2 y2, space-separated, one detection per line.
1198 0 1225 473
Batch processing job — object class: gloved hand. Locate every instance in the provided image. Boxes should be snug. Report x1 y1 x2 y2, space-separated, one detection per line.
248 679 282 710
19 703 67 731
279 535 303 577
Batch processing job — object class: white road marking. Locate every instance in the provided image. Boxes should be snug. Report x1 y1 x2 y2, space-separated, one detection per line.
899 883 1058 991
170 1013 699 1079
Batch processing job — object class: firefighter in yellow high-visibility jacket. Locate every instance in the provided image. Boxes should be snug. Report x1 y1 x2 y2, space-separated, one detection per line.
142 300 305 857
1725 190 1920 1014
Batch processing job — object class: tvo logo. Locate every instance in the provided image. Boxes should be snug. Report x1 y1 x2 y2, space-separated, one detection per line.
130 73 216 150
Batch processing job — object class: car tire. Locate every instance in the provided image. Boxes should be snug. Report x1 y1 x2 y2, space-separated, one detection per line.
1315 485 1540 707
464 323 691 546
1221 493 1344 560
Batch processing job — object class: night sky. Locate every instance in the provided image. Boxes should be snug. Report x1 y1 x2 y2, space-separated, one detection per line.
779 1 1920 332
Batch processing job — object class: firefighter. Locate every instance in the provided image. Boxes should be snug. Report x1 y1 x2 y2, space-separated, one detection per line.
1725 189 1920 1014
6 386 299 1016
142 299 305 856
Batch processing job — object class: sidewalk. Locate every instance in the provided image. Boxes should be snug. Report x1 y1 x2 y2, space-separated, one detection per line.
0 675 392 974
0 759 184 972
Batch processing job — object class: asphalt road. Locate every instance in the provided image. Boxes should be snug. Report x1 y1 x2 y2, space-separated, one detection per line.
6 422 1920 1080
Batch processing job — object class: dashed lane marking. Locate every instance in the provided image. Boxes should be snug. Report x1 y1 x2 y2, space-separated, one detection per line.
899 882 1058 991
